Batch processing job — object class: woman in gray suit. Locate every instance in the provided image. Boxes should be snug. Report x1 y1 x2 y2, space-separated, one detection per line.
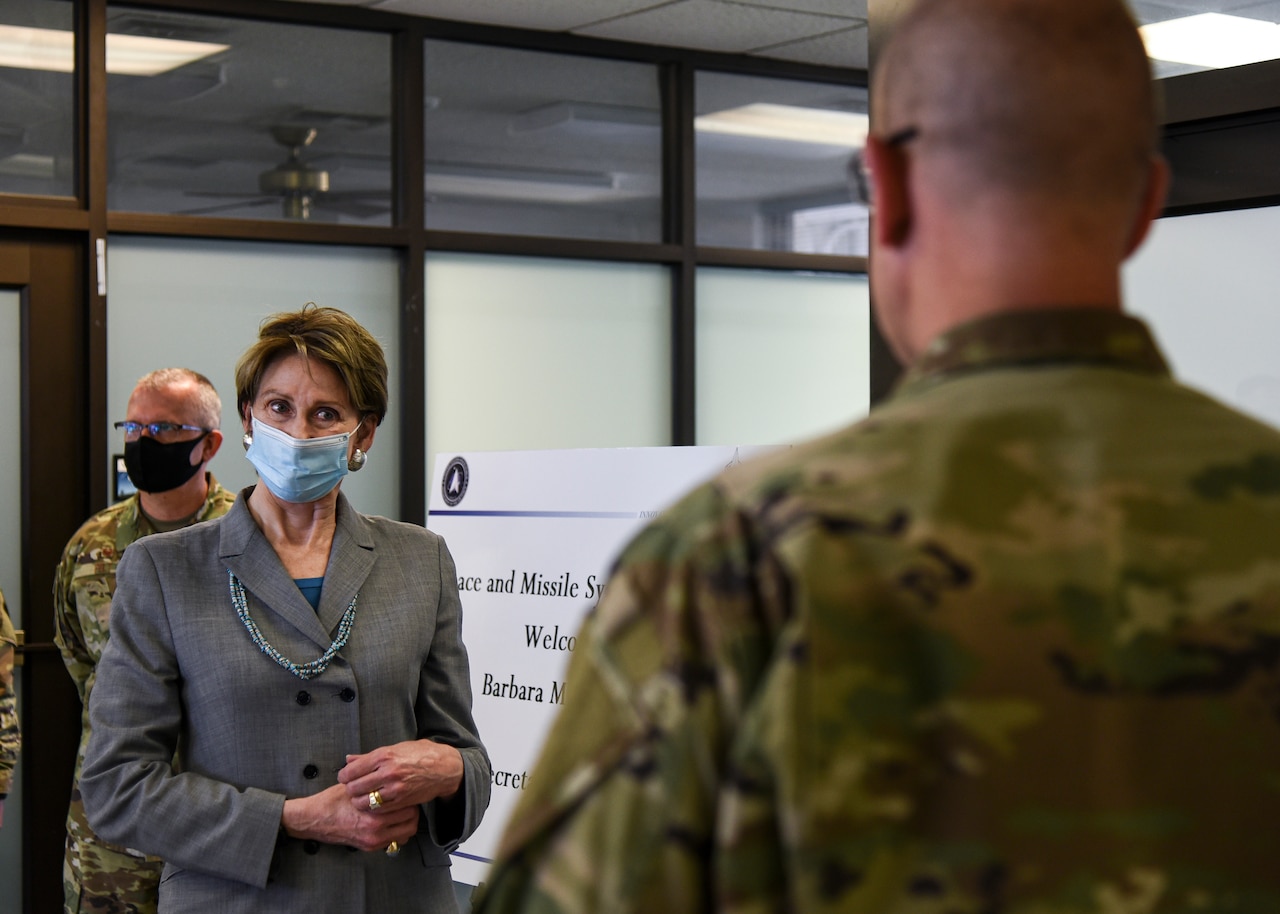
82 305 490 912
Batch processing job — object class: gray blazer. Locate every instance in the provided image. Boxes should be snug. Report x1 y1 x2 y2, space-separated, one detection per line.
82 489 491 913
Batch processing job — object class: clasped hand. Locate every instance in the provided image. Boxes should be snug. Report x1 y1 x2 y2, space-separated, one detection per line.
338 738 464 813
281 782 418 853
281 739 463 852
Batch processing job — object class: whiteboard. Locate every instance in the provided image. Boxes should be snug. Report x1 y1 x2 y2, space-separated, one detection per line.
427 445 775 886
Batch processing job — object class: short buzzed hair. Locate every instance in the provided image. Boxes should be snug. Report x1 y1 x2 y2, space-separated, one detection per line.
874 0 1158 208
133 368 222 429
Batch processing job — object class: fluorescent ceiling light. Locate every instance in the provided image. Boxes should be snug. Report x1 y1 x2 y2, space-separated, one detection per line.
426 163 621 203
509 102 658 135
1140 13 1280 69
695 104 868 148
0 25 227 76
0 153 55 179
107 33 229 77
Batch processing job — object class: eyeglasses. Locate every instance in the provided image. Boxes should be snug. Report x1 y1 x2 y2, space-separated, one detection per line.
115 421 211 442
849 125 920 206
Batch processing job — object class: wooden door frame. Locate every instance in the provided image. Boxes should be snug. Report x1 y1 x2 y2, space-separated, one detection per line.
0 234 93 914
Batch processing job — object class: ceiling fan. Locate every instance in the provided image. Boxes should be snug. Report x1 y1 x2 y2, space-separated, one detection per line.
181 125 389 221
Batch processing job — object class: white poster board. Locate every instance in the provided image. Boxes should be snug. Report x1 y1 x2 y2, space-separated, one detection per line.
427 446 771 886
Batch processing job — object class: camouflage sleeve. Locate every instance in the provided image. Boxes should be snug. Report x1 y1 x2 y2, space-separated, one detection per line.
475 482 790 914
0 595 20 797
53 537 94 705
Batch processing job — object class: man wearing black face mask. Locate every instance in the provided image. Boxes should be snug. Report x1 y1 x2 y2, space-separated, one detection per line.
53 367 234 914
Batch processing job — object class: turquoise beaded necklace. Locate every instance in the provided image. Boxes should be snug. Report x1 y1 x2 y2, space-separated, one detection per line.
228 570 358 680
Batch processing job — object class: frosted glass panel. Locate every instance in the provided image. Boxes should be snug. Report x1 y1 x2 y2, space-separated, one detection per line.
425 253 669 464
697 268 870 446
0 289 21 895
107 238 401 519
1124 206 1280 429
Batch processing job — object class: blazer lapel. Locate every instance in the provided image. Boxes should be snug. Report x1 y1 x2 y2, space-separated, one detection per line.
317 493 376 635
218 493 334 650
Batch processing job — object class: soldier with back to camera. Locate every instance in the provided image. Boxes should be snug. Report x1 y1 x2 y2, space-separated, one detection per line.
475 1 1280 911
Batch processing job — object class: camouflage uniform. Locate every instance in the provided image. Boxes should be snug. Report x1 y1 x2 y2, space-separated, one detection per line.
476 309 1280 914
0 590 19 803
54 476 235 914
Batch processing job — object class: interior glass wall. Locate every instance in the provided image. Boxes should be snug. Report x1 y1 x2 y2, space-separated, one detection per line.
106 6 392 224
696 71 867 255
1125 205 1280 428
0 288 21 896
424 41 662 241
0 0 76 198
424 252 670 469
696 267 870 446
106 236 402 519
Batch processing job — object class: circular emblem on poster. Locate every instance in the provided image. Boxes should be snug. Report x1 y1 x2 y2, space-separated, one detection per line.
442 456 469 507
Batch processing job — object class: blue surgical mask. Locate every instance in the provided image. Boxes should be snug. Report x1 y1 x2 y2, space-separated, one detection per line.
245 416 359 504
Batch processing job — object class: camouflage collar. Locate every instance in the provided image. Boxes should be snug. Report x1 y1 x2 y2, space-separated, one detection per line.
898 307 1170 392
115 495 150 549
115 472 226 550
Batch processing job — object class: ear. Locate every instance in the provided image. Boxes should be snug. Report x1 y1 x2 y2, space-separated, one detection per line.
1123 155 1170 258
354 417 377 454
866 133 914 248
195 429 224 465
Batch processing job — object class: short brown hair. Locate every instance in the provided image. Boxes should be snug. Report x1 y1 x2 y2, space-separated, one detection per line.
235 304 388 426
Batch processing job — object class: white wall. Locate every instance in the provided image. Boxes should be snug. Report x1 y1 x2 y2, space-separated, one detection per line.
1125 206 1280 429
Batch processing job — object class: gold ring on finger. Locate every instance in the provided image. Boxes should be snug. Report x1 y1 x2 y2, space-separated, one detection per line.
368 789 383 810
385 840 400 856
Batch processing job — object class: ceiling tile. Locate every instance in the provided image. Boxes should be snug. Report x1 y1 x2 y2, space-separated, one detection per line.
733 0 867 17
1125 0 1276 11
277 0 867 68
1128 0 1280 25
1235 0 1280 19
754 24 868 69
575 0 857 52
1126 1 1193 23
369 0 663 31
